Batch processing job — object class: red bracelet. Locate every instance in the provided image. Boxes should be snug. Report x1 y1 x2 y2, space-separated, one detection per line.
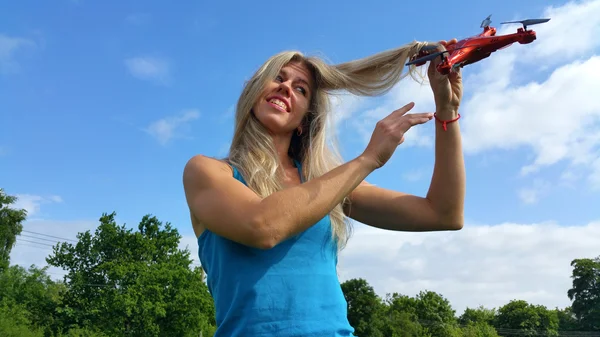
434 113 460 131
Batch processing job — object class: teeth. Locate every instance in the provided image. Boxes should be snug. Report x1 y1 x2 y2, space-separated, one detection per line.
269 98 287 110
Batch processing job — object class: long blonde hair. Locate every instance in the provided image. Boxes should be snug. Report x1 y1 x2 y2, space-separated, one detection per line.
227 41 430 250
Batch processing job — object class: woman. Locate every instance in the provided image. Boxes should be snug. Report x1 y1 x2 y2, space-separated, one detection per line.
183 39 465 336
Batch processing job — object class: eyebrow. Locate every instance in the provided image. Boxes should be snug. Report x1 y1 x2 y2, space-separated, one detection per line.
281 68 311 89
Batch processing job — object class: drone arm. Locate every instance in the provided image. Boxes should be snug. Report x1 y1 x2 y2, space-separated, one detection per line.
406 51 445 66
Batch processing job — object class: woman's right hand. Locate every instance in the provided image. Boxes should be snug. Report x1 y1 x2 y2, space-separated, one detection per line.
360 102 433 169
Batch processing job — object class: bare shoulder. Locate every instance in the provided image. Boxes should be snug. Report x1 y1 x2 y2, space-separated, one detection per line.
183 154 233 237
182 154 265 246
183 154 232 187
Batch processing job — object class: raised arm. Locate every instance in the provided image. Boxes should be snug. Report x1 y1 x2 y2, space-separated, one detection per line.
344 110 465 231
345 41 465 231
183 154 373 249
183 104 432 249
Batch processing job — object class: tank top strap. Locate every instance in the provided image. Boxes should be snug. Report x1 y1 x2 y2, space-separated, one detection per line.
231 165 247 185
294 159 304 183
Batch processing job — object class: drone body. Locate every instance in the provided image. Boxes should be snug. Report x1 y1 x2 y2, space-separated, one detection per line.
407 15 550 74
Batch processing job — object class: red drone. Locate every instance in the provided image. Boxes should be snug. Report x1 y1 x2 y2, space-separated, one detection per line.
407 15 551 74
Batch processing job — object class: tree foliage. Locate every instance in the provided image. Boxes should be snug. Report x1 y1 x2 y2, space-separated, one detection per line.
1 186 599 336
568 256 600 330
46 212 215 336
341 278 386 337
0 189 27 272
459 305 496 326
494 299 559 336
335 264 600 336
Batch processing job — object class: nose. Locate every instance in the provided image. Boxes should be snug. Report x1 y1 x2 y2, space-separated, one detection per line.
276 80 292 96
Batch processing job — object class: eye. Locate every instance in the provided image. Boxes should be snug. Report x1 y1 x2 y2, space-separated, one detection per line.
296 86 307 95
275 75 283 82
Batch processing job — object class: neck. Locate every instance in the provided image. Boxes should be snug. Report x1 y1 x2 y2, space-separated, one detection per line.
271 133 295 169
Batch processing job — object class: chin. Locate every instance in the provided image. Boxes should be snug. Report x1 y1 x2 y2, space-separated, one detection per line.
254 106 291 133
257 118 290 136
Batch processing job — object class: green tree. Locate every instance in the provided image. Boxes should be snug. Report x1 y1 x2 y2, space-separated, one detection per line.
494 299 559 336
0 189 27 272
0 264 65 334
384 291 460 337
567 256 600 330
459 305 496 326
554 307 580 331
379 309 429 337
341 278 385 337
458 305 499 336
46 212 216 336
460 321 499 337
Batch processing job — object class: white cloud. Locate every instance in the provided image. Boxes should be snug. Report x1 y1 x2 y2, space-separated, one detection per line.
328 3 600 313
124 56 170 84
345 79 437 148
517 179 551 204
0 33 36 74
521 0 600 63
12 194 63 217
462 56 600 177
329 91 367 126
337 0 600 192
459 0 600 189
338 220 600 315
144 109 200 145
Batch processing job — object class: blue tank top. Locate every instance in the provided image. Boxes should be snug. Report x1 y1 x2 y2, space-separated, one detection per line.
197 161 355 336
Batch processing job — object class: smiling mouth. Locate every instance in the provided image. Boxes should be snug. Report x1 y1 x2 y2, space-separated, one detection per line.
267 97 289 112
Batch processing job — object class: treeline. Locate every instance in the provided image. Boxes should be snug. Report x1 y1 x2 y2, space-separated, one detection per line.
341 277 599 337
1 190 216 336
1 189 599 336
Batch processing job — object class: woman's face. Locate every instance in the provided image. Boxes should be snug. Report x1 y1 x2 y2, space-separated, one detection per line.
252 61 314 136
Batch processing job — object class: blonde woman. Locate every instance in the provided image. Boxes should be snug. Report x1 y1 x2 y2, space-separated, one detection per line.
183 39 464 336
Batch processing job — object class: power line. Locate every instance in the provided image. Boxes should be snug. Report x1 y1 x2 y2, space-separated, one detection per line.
14 236 203 268
21 229 78 243
17 238 55 247
19 233 62 244
14 242 54 250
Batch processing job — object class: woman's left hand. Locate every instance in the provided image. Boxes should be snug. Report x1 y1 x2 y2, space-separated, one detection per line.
427 39 462 118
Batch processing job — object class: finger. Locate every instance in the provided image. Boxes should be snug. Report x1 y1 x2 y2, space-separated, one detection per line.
440 38 458 45
398 113 433 131
408 114 434 125
385 102 415 120
408 112 434 120
449 65 462 80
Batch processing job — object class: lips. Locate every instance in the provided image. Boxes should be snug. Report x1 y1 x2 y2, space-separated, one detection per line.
266 95 290 112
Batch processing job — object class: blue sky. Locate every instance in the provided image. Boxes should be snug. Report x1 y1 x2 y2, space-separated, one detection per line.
3 0 600 313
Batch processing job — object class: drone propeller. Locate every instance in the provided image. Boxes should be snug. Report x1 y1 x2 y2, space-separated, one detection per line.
480 14 492 28
406 44 478 66
405 50 447 66
500 18 550 30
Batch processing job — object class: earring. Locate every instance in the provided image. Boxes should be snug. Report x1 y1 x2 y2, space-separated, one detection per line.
297 127 303 136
